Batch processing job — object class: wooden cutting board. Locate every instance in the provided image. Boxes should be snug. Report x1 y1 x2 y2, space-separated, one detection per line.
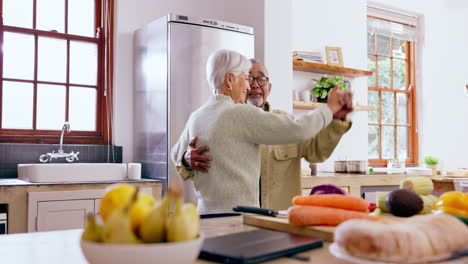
242 213 402 242
242 214 336 241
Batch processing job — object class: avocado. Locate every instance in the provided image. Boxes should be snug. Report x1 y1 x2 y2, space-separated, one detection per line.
385 189 423 217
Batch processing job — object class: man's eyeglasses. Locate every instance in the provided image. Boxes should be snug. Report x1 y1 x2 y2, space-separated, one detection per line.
248 76 269 87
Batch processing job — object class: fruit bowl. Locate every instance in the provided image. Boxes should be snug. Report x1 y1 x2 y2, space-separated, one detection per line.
80 234 204 264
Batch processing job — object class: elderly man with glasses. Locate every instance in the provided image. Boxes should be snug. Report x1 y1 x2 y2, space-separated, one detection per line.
176 59 352 210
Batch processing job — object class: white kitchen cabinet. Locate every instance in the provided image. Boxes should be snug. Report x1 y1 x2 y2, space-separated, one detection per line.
28 188 152 232
36 199 94 232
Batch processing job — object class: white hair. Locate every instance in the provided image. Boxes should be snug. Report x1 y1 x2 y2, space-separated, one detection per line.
249 58 269 76
206 49 252 93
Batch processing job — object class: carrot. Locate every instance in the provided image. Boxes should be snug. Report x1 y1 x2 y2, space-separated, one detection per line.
288 205 380 226
292 194 369 212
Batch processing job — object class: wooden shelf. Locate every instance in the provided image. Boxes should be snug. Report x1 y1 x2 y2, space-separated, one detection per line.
293 60 373 78
293 101 374 111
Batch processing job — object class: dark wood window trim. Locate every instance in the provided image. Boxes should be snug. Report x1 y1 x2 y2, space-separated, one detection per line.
0 0 114 145
368 17 419 167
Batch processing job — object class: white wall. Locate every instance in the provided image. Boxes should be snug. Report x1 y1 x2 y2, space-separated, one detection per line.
292 0 369 171
114 0 267 162
292 0 468 171
264 0 293 112
115 0 468 169
372 0 468 169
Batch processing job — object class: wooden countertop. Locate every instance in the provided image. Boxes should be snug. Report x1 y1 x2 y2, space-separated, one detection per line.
0 216 465 264
302 172 467 195
307 172 468 182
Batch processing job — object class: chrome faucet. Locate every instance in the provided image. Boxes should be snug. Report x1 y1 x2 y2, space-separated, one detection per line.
59 122 70 154
39 122 80 163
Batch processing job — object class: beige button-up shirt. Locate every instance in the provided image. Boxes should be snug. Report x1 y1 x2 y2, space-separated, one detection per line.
175 102 351 210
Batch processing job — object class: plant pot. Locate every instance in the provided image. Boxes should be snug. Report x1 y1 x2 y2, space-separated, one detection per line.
316 97 328 103
426 164 437 176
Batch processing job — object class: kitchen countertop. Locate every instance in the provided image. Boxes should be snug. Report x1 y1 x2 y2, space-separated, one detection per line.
0 216 465 264
0 216 344 264
302 172 467 195
0 178 161 186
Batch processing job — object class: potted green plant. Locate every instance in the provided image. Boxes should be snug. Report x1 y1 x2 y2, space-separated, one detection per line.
424 156 439 176
311 76 349 102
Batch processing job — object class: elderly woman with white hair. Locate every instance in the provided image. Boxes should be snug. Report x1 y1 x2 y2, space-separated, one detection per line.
172 49 347 214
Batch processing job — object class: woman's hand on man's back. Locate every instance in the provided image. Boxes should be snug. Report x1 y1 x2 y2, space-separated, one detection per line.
183 136 212 173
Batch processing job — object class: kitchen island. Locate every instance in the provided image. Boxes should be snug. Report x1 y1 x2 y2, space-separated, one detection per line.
0 215 465 264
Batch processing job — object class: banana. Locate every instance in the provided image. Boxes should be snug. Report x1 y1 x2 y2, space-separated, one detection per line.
166 185 200 242
376 191 390 213
182 203 200 240
102 187 142 244
400 177 433 195
82 213 103 242
139 195 172 243
129 193 155 235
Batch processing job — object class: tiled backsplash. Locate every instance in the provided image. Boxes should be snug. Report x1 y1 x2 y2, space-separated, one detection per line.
0 143 123 179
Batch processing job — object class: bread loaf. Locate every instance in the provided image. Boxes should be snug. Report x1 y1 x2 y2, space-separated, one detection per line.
334 214 468 262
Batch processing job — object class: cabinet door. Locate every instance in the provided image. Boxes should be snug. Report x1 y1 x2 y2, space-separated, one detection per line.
94 198 102 218
36 200 94 232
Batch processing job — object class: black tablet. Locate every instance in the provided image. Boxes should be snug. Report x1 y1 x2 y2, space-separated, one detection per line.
199 228 323 264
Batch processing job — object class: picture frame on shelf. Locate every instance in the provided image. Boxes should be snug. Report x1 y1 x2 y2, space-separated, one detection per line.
325 46 344 67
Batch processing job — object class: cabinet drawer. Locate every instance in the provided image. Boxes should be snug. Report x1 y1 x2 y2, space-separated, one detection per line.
36 200 94 232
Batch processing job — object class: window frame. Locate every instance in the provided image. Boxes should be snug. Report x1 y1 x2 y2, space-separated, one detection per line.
367 16 418 167
0 0 113 144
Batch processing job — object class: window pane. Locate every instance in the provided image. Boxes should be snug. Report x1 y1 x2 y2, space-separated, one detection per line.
38 37 67 83
3 32 35 80
368 90 379 123
382 126 395 159
367 32 375 54
368 125 380 159
378 57 391 88
69 87 97 131
70 41 98 86
392 39 406 59
393 59 407 90
367 56 376 87
397 93 408 125
37 84 66 130
37 0 65 33
397 126 408 159
3 0 33 28
377 35 391 56
382 91 395 124
68 0 95 37
2 81 33 129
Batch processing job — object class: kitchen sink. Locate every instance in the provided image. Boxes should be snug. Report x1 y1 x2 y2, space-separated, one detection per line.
18 163 127 183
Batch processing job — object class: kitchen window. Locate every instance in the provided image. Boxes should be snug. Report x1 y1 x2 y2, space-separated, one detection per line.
367 8 419 166
0 0 114 144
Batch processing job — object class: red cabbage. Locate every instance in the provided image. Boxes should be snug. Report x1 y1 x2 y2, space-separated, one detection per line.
309 184 347 195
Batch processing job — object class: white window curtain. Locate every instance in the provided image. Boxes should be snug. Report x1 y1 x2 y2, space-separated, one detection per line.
367 5 419 42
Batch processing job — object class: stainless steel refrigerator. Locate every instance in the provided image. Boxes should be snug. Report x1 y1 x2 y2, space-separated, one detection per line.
134 14 254 201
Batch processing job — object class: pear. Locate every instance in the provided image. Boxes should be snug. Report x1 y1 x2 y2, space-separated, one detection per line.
166 185 200 242
139 194 172 243
82 213 103 242
102 187 142 244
